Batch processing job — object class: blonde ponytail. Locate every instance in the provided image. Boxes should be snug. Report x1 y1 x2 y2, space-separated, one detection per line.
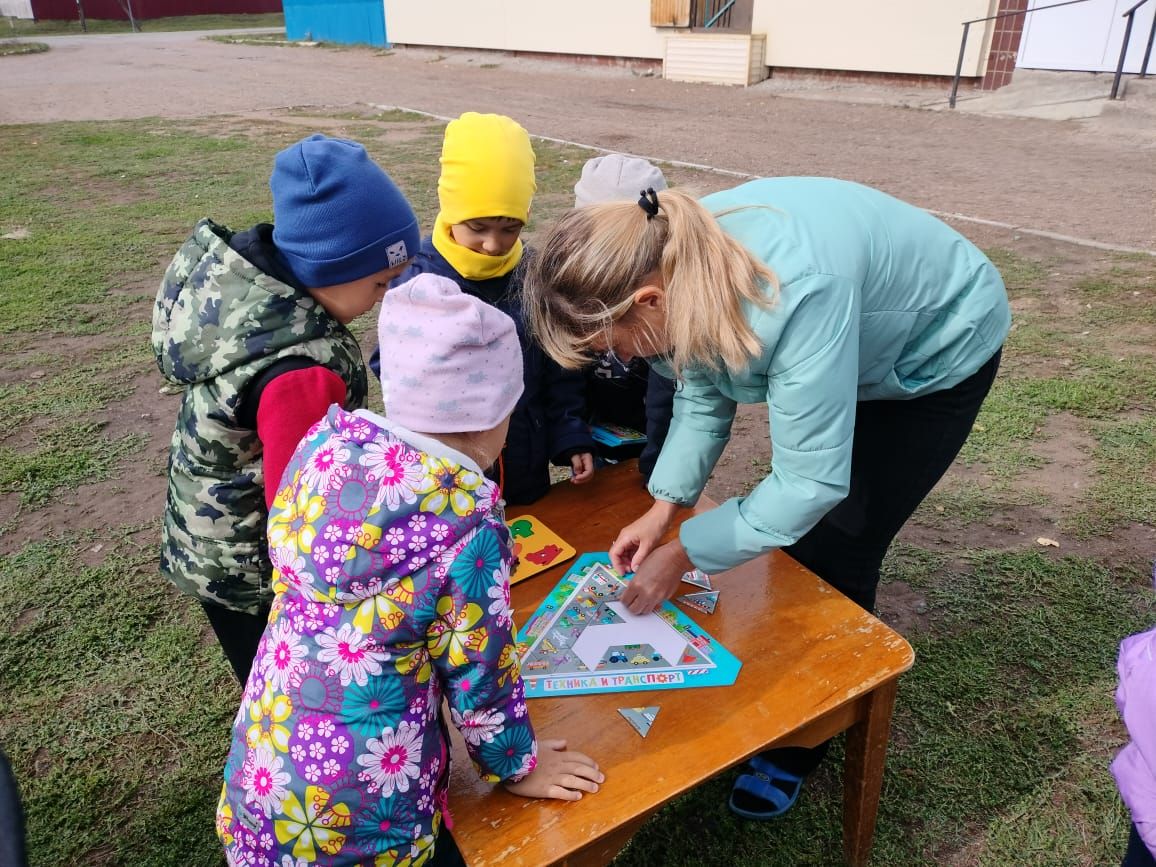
523 189 776 376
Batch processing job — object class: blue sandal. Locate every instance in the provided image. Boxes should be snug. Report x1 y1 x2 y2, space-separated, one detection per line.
728 755 804 820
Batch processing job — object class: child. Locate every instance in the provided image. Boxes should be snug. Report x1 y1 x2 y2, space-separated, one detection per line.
1112 566 1156 867
152 134 419 685
573 154 677 480
216 274 603 867
369 112 595 505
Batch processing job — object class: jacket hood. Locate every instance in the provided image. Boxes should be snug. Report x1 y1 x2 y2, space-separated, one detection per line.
270 406 501 605
151 219 339 385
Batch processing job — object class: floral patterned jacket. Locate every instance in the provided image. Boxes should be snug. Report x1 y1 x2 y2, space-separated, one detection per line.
217 405 536 867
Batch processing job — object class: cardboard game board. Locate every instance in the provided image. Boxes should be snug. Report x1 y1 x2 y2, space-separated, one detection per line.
506 515 576 585
516 555 742 697
589 422 648 449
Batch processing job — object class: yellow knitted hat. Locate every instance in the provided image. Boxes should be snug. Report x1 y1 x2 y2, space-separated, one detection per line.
437 112 536 225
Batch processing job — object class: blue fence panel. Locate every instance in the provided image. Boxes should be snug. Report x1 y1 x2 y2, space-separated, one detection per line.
284 0 387 47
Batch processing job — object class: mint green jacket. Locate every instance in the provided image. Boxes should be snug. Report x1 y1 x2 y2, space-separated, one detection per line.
648 178 1010 574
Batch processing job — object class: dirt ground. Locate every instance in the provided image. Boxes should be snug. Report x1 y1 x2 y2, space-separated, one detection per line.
2 30 1154 251
2 31 1153 603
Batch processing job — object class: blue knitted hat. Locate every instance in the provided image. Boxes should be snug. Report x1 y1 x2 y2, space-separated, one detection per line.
271 134 420 288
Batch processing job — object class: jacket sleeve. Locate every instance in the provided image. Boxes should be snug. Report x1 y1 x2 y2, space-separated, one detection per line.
646 366 737 507
678 274 861 574
257 366 348 510
541 351 596 464
430 523 537 784
1111 627 1156 855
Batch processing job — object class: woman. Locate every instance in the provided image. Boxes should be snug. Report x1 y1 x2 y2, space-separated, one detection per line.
522 177 1010 819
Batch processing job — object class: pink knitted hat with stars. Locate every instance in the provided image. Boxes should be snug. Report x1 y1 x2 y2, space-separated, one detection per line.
378 273 524 434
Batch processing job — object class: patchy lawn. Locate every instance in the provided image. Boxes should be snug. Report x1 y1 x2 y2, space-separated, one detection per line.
0 40 49 55
0 110 1152 866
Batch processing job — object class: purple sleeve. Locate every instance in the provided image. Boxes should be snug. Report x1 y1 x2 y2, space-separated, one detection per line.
427 521 538 783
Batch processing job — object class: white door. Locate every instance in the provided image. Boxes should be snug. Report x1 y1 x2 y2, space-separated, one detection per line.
1017 0 1155 73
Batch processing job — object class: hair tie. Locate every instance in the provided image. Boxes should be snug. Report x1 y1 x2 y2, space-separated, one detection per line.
637 187 660 220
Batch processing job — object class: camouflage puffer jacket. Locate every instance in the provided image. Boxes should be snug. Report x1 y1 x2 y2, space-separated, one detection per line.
151 219 368 615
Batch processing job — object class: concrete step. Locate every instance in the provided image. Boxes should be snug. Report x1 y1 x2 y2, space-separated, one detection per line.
1102 74 1156 118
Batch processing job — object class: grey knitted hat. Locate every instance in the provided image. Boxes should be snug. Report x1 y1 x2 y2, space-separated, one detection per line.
573 154 668 207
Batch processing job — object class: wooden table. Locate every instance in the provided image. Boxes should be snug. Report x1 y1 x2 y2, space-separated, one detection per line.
448 462 914 867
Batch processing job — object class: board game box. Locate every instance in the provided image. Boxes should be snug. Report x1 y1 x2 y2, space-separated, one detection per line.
589 422 648 448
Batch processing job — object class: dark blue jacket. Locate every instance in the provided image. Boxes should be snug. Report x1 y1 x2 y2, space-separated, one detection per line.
370 238 594 505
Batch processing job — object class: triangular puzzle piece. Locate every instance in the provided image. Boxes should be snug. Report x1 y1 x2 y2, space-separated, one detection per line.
680 569 713 591
678 589 719 614
619 706 660 738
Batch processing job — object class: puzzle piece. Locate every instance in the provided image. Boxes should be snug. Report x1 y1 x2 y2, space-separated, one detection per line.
681 569 713 591
618 706 660 738
526 544 563 565
678 590 719 615
508 518 535 539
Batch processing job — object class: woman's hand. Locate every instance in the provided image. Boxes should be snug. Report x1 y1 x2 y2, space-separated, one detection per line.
620 538 694 615
609 500 681 576
504 739 603 801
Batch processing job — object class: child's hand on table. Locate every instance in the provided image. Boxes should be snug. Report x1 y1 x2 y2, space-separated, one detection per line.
504 739 603 801
569 452 594 484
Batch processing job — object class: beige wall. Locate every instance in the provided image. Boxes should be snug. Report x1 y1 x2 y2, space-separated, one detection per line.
385 0 998 76
0 0 34 17
752 0 997 76
385 0 669 59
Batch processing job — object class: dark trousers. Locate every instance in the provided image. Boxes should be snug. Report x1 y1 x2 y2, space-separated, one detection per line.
201 601 270 685
1124 823 1156 867
428 831 467 867
0 750 28 867
770 349 1002 778
639 368 677 481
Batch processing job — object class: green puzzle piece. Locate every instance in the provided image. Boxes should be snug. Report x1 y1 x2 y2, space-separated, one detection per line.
509 518 534 538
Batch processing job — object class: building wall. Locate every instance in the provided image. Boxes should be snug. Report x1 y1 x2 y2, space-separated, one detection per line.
387 0 999 76
29 0 280 20
285 0 384 46
0 0 34 18
752 0 996 76
385 0 668 59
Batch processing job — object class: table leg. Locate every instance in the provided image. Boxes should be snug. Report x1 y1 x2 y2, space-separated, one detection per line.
842 678 899 867
556 813 653 866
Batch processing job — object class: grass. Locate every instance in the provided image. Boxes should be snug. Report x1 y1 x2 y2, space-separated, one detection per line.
203 33 375 51
1 12 283 37
0 425 148 506
0 39 48 54
617 551 1152 866
949 246 1156 537
0 115 1153 866
0 533 240 865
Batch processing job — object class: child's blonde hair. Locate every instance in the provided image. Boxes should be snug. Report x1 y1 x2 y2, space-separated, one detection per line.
523 189 777 376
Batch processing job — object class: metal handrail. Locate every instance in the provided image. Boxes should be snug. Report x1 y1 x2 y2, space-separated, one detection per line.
705 0 737 28
689 0 734 30
1110 0 1155 98
949 0 1093 108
